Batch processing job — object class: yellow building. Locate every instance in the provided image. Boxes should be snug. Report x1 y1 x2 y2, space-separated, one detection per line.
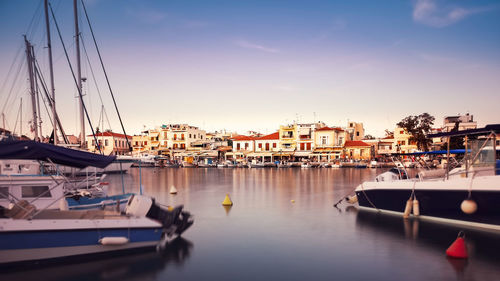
132 134 149 154
279 124 297 152
313 127 346 161
394 127 418 153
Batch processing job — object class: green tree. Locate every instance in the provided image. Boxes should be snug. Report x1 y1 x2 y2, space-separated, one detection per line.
397 113 435 151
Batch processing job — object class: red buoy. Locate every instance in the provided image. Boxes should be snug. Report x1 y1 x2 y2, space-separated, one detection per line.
446 231 468 259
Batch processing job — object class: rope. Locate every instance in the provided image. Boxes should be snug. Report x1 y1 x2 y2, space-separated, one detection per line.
360 182 379 212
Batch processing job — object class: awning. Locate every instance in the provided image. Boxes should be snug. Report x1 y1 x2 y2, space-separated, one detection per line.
247 152 273 157
272 152 292 157
0 140 116 168
294 151 312 157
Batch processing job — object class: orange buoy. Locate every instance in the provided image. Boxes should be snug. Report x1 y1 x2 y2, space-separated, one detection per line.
446 231 468 259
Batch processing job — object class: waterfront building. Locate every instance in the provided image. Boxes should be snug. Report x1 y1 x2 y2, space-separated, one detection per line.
443 113 477 132
343 140 372 160
345 121 365 141
86 131 131 155
279 124 297 152
393 127 418 153
228 135 256 163
313 127 345 161
251 132 280 163
132 134 150 154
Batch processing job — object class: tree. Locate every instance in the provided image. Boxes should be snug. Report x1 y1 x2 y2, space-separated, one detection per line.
397 113 435 151
364 134 375 140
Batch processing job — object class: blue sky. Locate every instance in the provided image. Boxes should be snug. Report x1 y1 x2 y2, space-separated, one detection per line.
1 0 499 137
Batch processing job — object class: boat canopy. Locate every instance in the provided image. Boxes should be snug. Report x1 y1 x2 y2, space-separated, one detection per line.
428 124 500 138
0 140 116 168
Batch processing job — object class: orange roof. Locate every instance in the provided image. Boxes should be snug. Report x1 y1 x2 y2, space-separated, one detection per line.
344 140 371 147
316 127 344 132
257 132 279 140
316 127 334 131
87 132 131 139
231 135 255 141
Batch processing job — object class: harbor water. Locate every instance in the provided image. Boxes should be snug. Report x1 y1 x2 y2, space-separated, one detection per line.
2 167 500 281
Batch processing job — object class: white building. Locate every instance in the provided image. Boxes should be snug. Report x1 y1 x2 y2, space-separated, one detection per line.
86 131 132 155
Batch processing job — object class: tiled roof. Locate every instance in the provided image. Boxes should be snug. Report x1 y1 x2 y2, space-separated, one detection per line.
344 140 371 147
316 127 334 131
316 126 344 132
87 132 131 139
256 132 279 140
231 135 255 141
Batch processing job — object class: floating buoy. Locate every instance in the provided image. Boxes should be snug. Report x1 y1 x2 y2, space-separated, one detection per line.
403 199 413 218
446 232 468 259
347 195 358 204
222 194 233 206
412 199 420 216
169 185 178 194
99 237 129 246
291 199 295 203
460 199 477 214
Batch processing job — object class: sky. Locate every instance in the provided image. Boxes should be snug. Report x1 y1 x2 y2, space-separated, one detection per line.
0 0 499 138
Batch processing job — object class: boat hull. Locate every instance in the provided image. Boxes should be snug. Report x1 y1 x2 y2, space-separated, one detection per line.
355 176 500 231
0 218 163 265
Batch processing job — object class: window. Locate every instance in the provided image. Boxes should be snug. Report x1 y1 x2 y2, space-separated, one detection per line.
115 140 117 146
181 143 185 149
356 132 360 136
0 187 9 199
265 143 270 151
245 143 249 149
237 143 241 150
321 136 328 145
189 134 192 138
273 143 276 148
181 134 185 140
22 186 51 198
92 140 95 146
300 143 305 150
306 143 311 150
174 134 177 140
258 143 262 149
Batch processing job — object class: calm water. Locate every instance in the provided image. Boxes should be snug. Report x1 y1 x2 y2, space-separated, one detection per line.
2 168 500 281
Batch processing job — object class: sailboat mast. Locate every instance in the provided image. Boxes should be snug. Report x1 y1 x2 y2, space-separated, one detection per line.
24 36 39 141
74 0 85 148
44 0 57 144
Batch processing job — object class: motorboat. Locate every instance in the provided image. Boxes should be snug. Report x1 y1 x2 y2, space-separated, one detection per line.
0 141 193 266
347 125 500 232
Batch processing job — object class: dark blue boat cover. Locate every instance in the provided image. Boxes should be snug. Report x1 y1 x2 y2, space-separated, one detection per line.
0 140 115 168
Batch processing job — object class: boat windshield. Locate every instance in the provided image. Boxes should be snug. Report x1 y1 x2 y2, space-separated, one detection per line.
471 138 496 166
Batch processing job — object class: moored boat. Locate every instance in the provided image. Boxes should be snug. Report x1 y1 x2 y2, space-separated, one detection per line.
349 125 500 232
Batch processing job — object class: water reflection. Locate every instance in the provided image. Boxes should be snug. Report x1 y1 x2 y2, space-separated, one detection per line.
0 237 193 281
355 209 500 280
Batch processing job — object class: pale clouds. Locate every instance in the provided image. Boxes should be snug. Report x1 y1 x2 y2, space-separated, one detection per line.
234 40 279 53
412 0 491 27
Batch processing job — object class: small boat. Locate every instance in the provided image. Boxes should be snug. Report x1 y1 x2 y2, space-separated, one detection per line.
301 162 312 168
277 162 292 168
